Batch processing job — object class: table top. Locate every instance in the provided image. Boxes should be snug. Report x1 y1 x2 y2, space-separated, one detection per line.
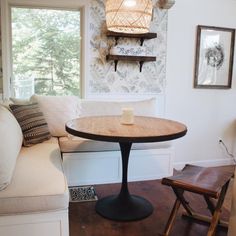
66 116 187 143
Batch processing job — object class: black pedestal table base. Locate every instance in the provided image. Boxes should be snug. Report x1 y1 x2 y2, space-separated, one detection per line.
95 194 153 221
95 142 153 221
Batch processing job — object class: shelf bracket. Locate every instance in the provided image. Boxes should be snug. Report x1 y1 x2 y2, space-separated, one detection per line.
140 38 144 46
139 61 144 72
114 60 118 71
115 37 119 46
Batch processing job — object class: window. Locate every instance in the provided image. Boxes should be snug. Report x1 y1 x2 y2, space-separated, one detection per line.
11 7 81 98
1 0 88 100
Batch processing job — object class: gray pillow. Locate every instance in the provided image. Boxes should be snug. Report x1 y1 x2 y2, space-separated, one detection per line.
9 103 51 146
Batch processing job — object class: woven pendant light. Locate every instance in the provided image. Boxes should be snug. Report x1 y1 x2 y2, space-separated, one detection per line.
105 0 153 34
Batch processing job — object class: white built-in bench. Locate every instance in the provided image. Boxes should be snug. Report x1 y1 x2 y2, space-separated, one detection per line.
0 105 69 236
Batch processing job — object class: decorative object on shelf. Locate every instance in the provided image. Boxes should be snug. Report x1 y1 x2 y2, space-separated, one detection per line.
110 45 149 56
105 0 153 34
194 25 235 89
106 31 157 72
156 0 175 9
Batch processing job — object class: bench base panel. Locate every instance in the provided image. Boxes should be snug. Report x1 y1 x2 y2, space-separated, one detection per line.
63 148 174 186
0 210 69 236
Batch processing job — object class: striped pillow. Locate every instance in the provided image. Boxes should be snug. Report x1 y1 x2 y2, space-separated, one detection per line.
9 103 51 146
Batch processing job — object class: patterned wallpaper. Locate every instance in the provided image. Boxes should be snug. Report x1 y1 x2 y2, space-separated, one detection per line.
89 0 167 95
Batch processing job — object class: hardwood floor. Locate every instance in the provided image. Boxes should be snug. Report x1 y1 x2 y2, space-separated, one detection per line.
69 166 234 236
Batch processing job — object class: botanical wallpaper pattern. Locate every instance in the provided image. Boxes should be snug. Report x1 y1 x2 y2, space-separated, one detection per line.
89 0 167 95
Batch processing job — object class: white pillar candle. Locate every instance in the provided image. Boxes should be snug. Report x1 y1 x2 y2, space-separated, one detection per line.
121 107 134 125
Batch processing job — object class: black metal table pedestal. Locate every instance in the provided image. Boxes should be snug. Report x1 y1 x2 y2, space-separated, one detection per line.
95 142 153 221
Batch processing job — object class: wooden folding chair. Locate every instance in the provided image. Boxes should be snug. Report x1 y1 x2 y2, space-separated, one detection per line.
161 165 234 236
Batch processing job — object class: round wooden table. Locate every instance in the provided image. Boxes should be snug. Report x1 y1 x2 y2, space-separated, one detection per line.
66 116 187 221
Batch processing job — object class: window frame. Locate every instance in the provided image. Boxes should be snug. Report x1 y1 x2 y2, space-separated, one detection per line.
1 0 88 99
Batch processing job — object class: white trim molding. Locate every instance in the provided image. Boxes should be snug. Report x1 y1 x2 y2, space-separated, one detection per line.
0 0 89 99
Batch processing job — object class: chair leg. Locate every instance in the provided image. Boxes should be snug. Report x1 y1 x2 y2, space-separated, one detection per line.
162 198 181 236
204 195 216 215
207 181 230 236
207 209 222 236
173 188 194 216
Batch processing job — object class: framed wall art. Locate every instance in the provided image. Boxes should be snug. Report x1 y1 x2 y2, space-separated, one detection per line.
194 25 235 89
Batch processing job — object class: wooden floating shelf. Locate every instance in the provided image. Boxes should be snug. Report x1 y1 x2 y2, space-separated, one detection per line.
106 31 157 46
106 55 156 72
107 55 156 61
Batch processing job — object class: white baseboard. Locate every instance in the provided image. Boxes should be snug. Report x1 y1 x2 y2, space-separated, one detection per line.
174 158 235 171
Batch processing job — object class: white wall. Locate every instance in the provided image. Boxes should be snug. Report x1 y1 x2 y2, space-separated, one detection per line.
166 0 236 166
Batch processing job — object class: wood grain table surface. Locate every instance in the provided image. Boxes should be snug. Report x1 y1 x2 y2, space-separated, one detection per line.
66 116 187 143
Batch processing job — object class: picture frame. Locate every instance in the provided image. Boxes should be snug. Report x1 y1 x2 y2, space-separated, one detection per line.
194 25 235 89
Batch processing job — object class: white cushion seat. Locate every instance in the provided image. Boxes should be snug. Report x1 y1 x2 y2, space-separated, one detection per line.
30 95 80 137
0 138 69 215
59 136 172 153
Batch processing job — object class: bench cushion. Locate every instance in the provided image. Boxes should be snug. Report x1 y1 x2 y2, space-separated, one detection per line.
31 95 80 137
79 97 157 117
0 138 69 215
0 105 23 190
59 136 171 153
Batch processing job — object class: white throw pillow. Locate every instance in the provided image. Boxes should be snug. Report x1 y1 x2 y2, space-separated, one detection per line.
30 95 80 137
0 105 23 190
79 97 157 117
